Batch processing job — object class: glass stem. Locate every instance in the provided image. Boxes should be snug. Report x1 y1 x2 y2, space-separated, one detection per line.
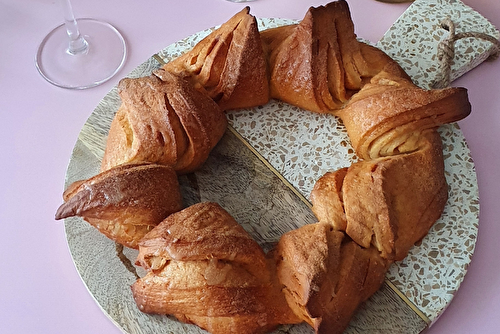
61 0 88 55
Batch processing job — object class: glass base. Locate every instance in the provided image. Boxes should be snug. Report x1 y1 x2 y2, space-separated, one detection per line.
35 18 127 90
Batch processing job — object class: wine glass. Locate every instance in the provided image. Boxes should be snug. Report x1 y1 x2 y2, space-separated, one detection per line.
35 0 127 89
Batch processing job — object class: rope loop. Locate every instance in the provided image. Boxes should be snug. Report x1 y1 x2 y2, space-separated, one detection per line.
432 17 500 89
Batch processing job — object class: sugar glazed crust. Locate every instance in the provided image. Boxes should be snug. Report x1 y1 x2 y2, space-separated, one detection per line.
55 1 472 333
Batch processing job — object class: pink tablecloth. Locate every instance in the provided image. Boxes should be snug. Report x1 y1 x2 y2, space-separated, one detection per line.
1 0 499 333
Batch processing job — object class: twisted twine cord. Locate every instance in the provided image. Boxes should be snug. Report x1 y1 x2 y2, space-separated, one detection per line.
432 17 500 89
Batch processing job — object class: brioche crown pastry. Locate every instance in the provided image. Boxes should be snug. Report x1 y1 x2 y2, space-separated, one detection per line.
55 1 475 334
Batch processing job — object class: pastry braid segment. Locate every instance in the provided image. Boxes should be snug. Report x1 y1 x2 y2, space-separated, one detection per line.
339 69 471 161
132 202 301 334
275 222 389 334
54 163 183 249
376 130 448 261
135 201 267 275
261 0 388 114
159 7 269 111
309 168 348 231
100 75 187 171
312 130 448 261
158 70 228 174
100 71 227 174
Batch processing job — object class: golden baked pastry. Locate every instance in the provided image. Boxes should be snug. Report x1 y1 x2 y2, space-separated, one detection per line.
343 130 448 261
55 163 183 249
56 1 476 333
132 202 301 334
159 7 269 111
261 0 407 114
100 70 227 174
309 167 348 231
338 69 471 160
312 130 449 261
276 222 388 334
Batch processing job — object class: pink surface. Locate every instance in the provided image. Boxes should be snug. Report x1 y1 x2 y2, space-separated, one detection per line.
1 0 498 333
